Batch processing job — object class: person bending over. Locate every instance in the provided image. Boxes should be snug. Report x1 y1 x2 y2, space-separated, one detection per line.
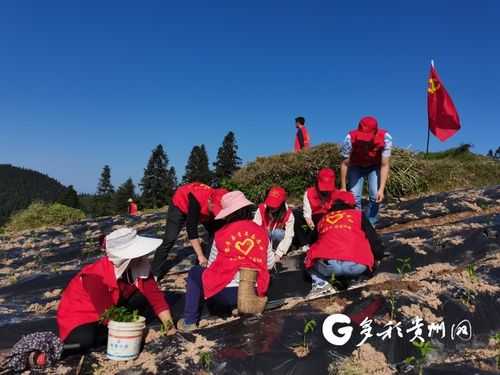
151 182 228 279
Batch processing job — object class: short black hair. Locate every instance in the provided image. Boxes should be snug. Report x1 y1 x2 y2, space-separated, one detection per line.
295 116 305 125
224 205 255 225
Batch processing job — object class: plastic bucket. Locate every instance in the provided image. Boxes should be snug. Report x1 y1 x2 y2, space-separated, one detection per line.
107 316 146 361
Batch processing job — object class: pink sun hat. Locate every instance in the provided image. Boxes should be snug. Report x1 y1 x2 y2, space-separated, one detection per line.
215 191 254 220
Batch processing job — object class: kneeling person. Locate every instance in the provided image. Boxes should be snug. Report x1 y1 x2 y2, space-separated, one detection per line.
57 228 174 353
304 191 382 295
254 186 295 262
177 191 274 331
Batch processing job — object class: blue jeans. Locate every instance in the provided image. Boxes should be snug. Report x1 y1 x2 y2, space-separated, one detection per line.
183 266 238 324
348 165 380 225
310 260 367 286
270 229 285 249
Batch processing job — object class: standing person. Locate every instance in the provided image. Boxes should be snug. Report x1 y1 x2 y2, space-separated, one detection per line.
57 228 175 353
340 116 392 225
304 191 383 296
294 168 337 250
294 116 311 152
151 182 228 280
177 191 274 332
128 198 138 216
253 186 295 262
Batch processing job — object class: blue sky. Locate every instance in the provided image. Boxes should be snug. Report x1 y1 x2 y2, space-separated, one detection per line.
1 1 499 193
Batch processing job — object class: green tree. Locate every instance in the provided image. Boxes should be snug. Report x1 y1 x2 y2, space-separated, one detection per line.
183 144 213 184
114 178 136 214
58 185 80 208
495 147 500 159
213 131 242 181
140 145 176 209
95 165 115 216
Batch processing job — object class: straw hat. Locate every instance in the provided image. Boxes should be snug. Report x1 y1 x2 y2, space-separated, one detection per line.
104 228 162 260
215 191 253 220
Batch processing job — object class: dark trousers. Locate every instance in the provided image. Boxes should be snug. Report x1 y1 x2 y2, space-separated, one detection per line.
63 291 153 355
183 266 238 325
292 209 322 247
151 205 219 279
151 205 187 279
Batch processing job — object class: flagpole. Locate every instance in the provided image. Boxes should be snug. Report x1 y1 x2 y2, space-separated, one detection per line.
426 59 435 155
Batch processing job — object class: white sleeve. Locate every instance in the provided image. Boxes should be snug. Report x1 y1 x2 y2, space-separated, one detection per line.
303 191 312 220
207 242 218 267
253 208 263 226
267 241 276 269
275 213 295 257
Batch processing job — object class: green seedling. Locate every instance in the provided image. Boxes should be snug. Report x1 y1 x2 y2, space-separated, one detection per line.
466 263 477 281
303 319 317 351
388 290 397 321
491 332 500 369
396 257 412 276
404 340 434 375
329 273 343 289
160 320 173 335
100 306 139 323
199 351 213 371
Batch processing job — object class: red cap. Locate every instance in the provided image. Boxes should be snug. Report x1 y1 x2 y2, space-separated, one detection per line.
265 186 287 208
334 191 356 207
317 168 336 192
210 188 229 216
356 116 379 142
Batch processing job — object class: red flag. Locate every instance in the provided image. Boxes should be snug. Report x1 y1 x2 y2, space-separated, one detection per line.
427 64 461 141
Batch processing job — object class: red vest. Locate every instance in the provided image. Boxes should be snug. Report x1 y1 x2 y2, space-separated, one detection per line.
57 257 153 341
202 220 270 298
349 129 387 167
306 187 336 216
304 209 374 270
171 182 213 222
294 126 311 152
128 202 138 216
257 203 292 231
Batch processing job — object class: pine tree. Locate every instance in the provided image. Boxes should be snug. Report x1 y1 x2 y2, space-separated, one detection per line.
114 178 136 214
213 131 242 181
95 165 115 216
495 147 500 159
97 165 114 195
183 144 213 184
58 185 80 208
140 145 177 209
488 149 494 158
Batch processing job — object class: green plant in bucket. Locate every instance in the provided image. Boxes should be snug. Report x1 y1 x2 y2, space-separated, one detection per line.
100 306 140 323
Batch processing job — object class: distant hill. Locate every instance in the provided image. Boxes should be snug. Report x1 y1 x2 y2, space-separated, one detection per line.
0 164 69 227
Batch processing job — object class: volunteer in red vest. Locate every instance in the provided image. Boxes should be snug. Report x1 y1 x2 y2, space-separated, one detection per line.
57 228 174 353
151 182 228 280
128 198 138 216
177 191 275 332
304 191 383 296
294 116 311 152
340 116 393 225
254 186 295 262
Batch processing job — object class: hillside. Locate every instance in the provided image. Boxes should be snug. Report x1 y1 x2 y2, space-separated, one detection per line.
0 164 69 227
225 143 500 203
0 186 499 374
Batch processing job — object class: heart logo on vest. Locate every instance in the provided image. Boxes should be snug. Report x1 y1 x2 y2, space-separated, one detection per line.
235 238 255 256
326 213 344 225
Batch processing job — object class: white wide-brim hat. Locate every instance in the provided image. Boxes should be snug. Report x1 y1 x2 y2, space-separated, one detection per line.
104 228 162 260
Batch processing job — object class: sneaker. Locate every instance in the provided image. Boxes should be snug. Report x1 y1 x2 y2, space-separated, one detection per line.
307 281 335 299
177 318 197 332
